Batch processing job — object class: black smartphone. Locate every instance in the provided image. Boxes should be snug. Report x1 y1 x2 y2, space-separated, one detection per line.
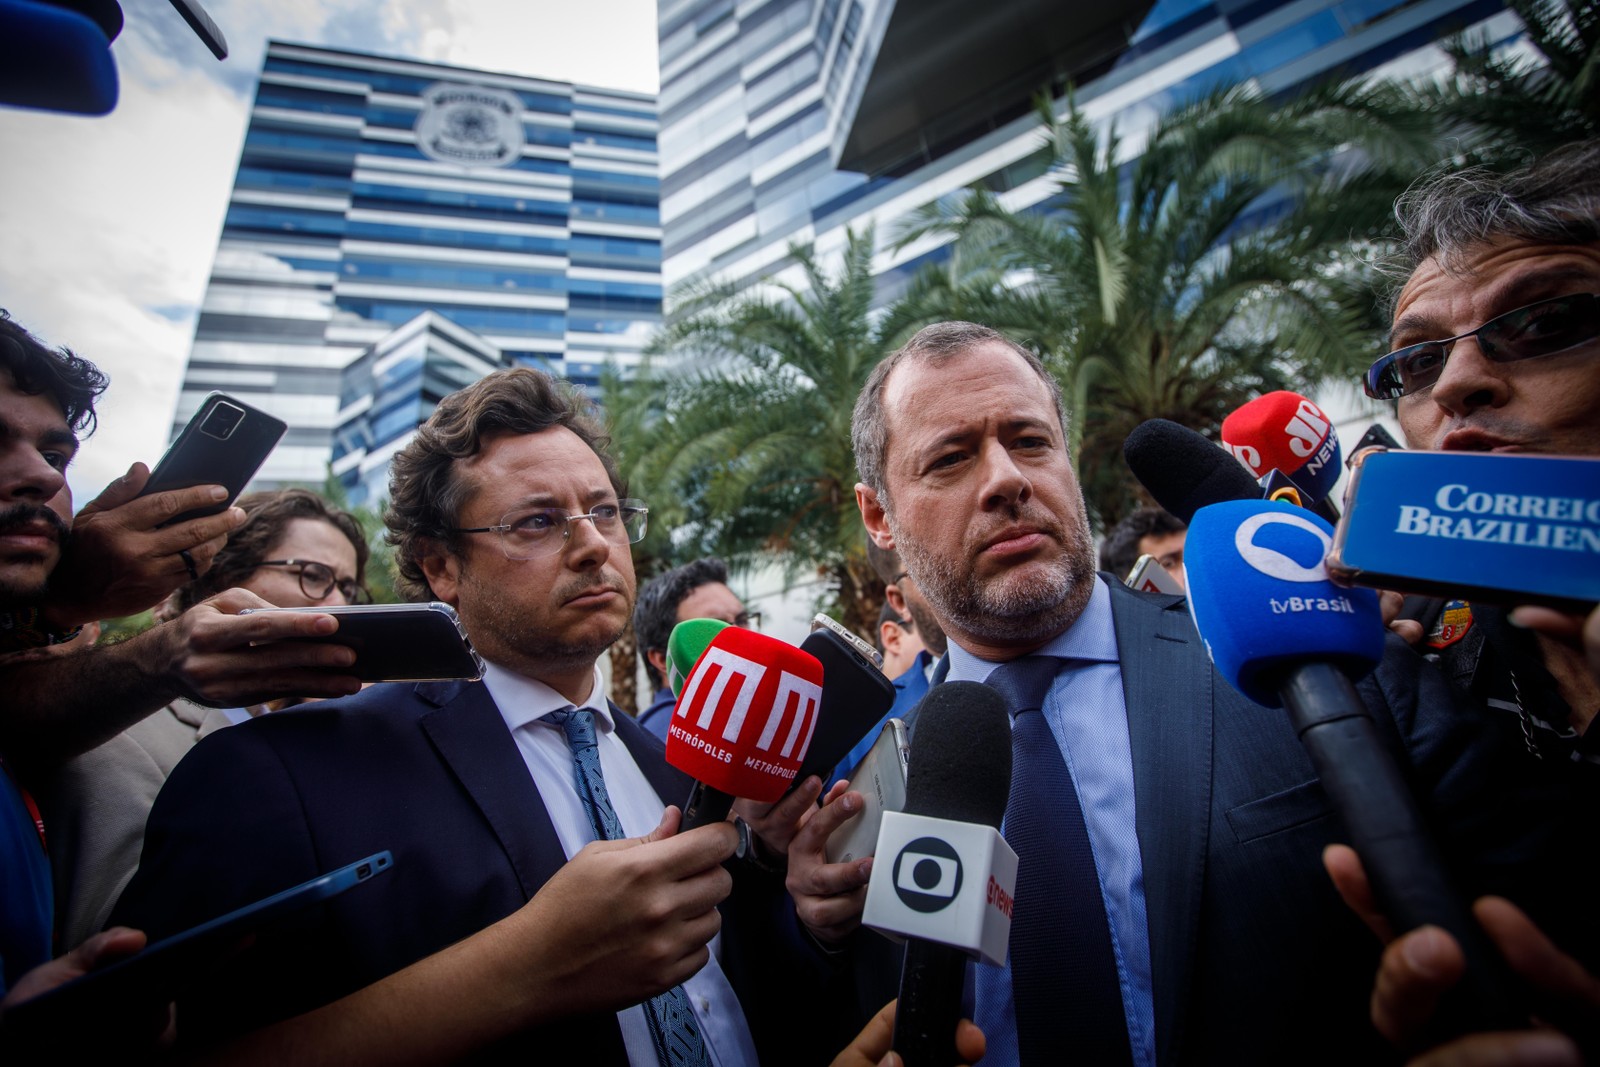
139 392 286 526
2 851 392 1037
241 602 483 682
791 614 897 790
1347 422 1403 467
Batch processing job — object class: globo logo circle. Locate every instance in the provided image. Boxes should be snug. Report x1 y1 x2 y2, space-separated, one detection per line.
1233 511 1331 583
892 836 964 913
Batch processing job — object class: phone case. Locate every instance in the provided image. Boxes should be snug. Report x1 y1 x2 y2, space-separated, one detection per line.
792 617 897 788
245 602 484 682
4 852 392 1038
1329 449 1600 611
1125 553 1184 595
141 392 287 526
826 719 909 864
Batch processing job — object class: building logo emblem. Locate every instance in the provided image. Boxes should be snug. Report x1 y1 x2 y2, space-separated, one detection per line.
415 83 524 168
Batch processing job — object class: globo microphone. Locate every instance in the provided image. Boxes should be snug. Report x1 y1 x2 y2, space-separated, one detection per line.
1185 499 1524 1033
666 625 823 831
1221 391 1344 510
862 682 1014 1067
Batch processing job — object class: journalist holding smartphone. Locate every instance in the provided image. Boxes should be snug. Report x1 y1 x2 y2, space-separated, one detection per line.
39 488 374 948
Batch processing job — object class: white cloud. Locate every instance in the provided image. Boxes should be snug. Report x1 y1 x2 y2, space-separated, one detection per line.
0 1 659 506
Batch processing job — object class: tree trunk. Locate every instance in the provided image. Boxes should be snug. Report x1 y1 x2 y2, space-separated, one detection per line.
609 627 639 715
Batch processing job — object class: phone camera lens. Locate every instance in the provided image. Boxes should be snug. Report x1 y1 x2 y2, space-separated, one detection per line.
202 403 245 440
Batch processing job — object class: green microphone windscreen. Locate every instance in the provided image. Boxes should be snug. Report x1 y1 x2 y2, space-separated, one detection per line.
666 618 729 696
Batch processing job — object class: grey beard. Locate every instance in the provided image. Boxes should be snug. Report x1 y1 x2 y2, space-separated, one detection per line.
888 511 1096 648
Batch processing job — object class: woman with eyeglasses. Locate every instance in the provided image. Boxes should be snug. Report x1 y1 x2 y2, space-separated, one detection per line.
39 488 371 947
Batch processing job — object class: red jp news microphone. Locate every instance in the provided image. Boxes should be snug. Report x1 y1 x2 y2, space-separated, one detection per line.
666 626 824 831
1221 391 1343 520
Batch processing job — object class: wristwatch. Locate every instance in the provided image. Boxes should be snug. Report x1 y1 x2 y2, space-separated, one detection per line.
732 816 785 874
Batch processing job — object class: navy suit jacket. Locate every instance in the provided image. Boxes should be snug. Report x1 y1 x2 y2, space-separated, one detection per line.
111 678 813 1062
849 579 1596 1065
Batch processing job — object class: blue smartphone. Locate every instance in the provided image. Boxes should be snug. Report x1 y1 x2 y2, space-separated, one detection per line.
3 851 393 1033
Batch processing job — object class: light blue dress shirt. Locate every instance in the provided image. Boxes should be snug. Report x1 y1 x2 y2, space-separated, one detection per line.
946 576 1156 1067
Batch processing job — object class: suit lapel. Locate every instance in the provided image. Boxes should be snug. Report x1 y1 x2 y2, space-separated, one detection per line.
418 680 565 901
1108 582 1213 1065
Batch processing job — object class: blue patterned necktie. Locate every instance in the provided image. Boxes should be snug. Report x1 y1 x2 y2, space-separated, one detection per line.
981 658 1132 1066
547 708 713 1067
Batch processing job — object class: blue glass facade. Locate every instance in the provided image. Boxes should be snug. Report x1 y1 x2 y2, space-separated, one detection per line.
657 0 1519 301
175 42 661 488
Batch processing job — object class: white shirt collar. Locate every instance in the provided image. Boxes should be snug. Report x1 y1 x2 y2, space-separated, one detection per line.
480 661 614 735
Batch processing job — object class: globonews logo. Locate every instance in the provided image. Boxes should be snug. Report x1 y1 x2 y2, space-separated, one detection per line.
893 837 963 913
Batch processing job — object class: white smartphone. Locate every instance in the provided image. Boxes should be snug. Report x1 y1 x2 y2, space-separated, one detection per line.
825 718 909 864
1125 553 1185 595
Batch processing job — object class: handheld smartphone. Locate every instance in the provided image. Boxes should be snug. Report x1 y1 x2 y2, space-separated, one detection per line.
826 718 909 864
241 602 483 682
791 614 897 790
1125 553 1184 595
140 392 286 526
3 851 393 1035
1347 422 1402 468
1328 449 1600 610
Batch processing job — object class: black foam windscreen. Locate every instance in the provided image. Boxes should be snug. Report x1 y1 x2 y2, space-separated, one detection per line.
1123 418 1261 524
902 681 1011 830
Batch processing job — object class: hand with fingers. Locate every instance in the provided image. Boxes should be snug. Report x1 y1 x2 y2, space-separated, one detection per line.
48 462 246 626
148 587 363 707
509 806 739 1016
734 774 824 865
829 999 985 1067
1325 843 1600 1066
0 927 173 1056
786 779 874 945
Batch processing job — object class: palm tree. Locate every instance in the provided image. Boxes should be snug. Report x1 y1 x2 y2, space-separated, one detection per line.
894 83 1439 525
1418 0 1600 168
623 227 903 639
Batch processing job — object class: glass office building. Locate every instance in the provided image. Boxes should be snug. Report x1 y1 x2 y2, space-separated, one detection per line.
174 42 661 487
657 0 1515 299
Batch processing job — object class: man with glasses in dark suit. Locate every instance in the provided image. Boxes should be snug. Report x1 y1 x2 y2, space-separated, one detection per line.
113 369 813 1064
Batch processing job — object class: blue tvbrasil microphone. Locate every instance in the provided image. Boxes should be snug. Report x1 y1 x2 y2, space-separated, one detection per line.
862 682 1014 1067
1185 498 1525 1035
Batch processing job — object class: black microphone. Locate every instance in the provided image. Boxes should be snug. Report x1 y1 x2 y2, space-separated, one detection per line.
1186 499 1528 1036
864 682 1012 1067
1123 418 1262 523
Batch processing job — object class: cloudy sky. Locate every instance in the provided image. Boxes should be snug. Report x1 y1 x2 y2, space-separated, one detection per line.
0 0 660 505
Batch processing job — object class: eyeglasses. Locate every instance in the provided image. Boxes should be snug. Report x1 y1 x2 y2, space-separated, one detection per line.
255 560 371 604
735 610 762 630
1364 292 1600 400
453 499 649 560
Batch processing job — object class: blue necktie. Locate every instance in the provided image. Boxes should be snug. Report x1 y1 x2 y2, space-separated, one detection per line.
547 708 713 1067
982 658 1133 1066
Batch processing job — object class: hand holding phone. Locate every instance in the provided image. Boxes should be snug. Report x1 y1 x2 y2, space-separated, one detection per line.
825 719 909 864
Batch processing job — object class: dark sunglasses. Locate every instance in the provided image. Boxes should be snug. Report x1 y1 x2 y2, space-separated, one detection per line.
1364 292 1600 400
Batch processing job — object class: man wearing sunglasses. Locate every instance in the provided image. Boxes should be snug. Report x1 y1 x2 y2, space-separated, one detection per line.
1363 140 1600 771
113 369 811 1064
1339 141 1600 1066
